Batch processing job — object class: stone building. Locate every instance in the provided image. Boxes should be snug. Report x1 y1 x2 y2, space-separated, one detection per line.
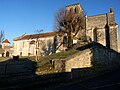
0 39 13 57
53 42 120 72
55 3 119 52
52 3 120 72
13 3 119 57
13 32 56 56
86 7 119 51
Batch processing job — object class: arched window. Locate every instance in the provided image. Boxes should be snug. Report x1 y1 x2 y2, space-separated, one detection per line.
63 36 68 47
20 52 22 56
93 27 97 42
6 51 9 57
54 35 58 46
75 6 79 14
2 53 4 57
53 36 58 53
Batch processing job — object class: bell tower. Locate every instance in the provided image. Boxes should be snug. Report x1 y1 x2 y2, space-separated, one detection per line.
66 3 83 15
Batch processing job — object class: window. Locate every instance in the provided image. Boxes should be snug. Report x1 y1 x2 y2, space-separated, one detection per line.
75 6 79 14
93 27 97 42
63 36 68 47
20 52 22 56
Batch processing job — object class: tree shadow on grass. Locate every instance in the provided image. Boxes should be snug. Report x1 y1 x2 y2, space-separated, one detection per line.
0 58 37 78
0 57 71 90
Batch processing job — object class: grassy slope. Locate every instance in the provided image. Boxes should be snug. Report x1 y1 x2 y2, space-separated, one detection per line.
0 50 79 75
31 50 79 75
38 50 78 65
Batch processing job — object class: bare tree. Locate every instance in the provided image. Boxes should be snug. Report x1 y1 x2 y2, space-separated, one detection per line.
34 29 43 34
54 6 86 47
0 30 5 46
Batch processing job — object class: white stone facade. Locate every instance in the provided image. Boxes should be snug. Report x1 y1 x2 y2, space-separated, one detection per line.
13 32 55 56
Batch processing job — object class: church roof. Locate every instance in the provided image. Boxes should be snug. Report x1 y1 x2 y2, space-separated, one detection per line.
13 32 56 41
2 39 10 43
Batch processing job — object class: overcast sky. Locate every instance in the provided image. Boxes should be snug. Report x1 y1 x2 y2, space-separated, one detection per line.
0 0 119 45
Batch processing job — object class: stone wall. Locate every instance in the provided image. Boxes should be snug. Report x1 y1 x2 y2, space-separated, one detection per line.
86 14 107 49
87 14 107 29
107 13 115 25
13 36 54 56
109 26 118 51
53 59 65 72
93 43 120 70
65 49 92 72
86 12 118 52
53 48 93 72
53 42 120 72
87 13 114 29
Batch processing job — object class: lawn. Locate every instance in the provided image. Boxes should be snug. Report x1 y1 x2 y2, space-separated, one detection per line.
0 50 79 75
27 50 79 75
1 49 98 76
30 49 79 65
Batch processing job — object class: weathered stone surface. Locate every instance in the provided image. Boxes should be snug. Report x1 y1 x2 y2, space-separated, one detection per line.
56 4 119 53
53 42 120 72
109 26 118 51
86 12 118 52
65 49 92 72
93 43 120 70
54 59 65 72
87 14 107 29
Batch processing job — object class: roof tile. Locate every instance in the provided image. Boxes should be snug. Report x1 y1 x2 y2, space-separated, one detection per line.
13 32 56 41
2 39 10 43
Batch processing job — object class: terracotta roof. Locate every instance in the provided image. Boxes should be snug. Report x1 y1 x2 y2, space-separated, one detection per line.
13 32 56 41
2 39 10 43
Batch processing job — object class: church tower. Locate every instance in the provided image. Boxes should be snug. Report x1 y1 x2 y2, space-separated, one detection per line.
2 39 10 49
66 3 83 15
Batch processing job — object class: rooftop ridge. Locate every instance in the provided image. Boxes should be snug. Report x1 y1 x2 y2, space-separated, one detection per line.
13 32 56 41
2 39 10 43
66 3 80 7
87 12 113 17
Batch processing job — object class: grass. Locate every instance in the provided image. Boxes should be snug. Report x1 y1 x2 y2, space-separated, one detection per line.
30 49 79 66
0 50 79 75
38 49 78 61
9 50 79 75
29 49 79 75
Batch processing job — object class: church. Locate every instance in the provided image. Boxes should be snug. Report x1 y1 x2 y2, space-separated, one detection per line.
12 3 119 57
55 3 119 52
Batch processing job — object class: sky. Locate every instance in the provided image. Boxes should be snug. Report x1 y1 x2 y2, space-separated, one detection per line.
0 0 120 45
